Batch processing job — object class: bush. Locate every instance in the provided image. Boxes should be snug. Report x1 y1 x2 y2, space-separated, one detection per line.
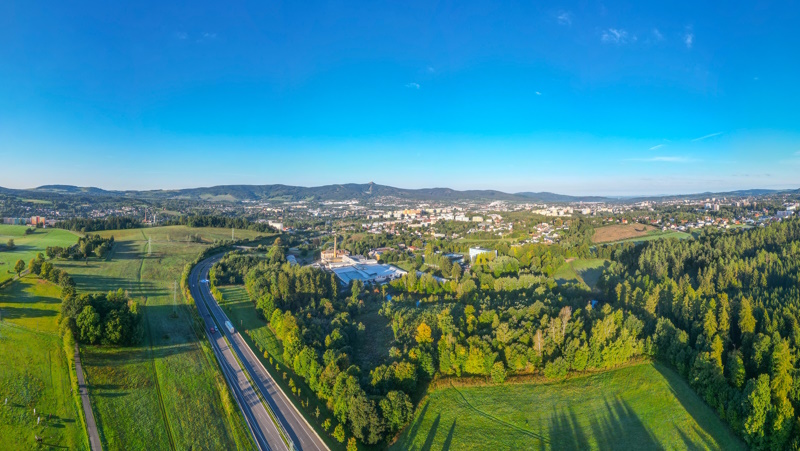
491 361 507 384
333 423 345 443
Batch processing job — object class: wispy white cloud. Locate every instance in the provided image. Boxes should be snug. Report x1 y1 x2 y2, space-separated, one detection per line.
691 132 723 142
556 11 572 26
175 32 188 40
652 28 664 41
535 91 542 96
405 82 420 89
684 32 694 48
196 32 218 42
601 28 634 44
794 150 800 156
649 144 666 150
628 156 695 163
426 66 435 74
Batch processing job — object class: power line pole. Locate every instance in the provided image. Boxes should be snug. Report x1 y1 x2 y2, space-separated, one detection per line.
231 227 234 241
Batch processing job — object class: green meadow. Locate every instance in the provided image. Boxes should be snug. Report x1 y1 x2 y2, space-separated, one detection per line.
553 258 610 289
394 362 744 451
0 276 88 450
0 225 79 284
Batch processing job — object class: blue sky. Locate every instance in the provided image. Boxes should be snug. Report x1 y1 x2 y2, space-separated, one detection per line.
2 1 800 195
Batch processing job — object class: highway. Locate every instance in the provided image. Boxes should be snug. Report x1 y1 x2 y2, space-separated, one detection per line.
189 259 287 451
193 256 329 451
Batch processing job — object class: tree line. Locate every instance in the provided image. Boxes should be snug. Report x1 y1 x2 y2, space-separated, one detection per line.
55 217 142 232
166 214 277 233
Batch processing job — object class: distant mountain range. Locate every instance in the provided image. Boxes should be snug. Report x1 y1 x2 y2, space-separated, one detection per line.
0 183 795 204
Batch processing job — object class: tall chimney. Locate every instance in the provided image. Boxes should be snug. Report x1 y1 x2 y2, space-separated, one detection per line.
333 235 337 257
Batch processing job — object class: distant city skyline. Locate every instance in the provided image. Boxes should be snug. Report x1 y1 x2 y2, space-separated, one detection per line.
2 1 800 195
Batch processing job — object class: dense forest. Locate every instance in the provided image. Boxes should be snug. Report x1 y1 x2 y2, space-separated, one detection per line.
598 220 800 449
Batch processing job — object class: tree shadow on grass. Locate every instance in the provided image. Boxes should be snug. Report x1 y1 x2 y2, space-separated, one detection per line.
398 401 429 448
441 420 456 451
585 396 663 451
420 414 441 451
67 275 166 298
82 339 197 370
547 408 590 450
0 305 58 321
653 363 744 450
576 261 611 288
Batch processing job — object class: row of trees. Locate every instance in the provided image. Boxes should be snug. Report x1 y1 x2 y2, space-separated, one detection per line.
167 214 277 233
55 217 141 232
27 253 76 297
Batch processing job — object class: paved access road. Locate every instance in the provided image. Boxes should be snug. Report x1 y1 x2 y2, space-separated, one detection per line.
74 343 103 451
194 256 329 451
189 259 287 451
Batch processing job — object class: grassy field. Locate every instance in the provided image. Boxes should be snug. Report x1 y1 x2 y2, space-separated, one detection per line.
0 225 79 283
553 258 609 289
0 276 64 334
394 362 744 451
609 230 692 245
52 226 268 451
0 277 88 450
217 285 285 365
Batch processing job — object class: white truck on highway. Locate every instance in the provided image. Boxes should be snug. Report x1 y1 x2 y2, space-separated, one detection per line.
225 320 234 334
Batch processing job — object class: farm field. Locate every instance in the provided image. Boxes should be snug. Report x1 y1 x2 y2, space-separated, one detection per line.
0 277 88 450
592 224 656 243
553 258 610 289
593 224 692 244
52 226 267 450
0 225 79 283
394 362 744 451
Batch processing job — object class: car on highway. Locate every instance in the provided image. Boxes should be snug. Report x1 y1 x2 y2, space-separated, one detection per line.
210 325 217 334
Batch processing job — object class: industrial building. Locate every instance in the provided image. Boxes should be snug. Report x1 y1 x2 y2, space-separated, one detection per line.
330 258 407 285
469 246 497 261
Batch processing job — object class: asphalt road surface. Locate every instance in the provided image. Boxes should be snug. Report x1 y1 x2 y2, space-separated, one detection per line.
194 256 329 451
74 343 103 451
189 259 287 451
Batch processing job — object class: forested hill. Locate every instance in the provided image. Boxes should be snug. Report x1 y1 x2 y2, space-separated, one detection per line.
13 183 610 202
4 182 795 203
